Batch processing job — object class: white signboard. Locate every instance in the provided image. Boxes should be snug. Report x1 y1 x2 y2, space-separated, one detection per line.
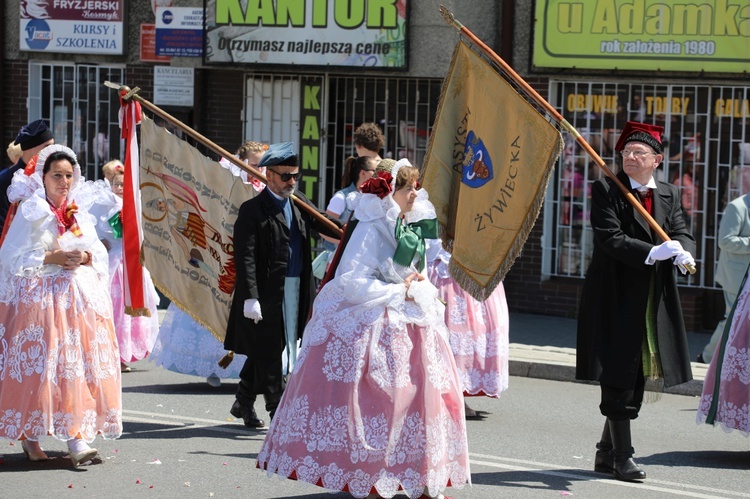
19 0 124 55
154 67 194 107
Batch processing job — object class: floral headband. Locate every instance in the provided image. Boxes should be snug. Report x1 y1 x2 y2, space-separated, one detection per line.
360 170 393 199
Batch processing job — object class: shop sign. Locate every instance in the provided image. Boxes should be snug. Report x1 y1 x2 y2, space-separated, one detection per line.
714 98 750 118
141 24 171 63
205 0 408 68
299 76 323 204
153 66 194 107
534 0 750 73
565 93 692 115
155 6 204 57
19 0 124 55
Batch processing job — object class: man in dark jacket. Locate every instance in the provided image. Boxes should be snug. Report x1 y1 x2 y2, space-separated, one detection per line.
224 142 341 428
576 121 696 482
0 119 54 229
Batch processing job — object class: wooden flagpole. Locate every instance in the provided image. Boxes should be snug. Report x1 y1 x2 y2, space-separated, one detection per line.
438 6 696 275
105 82 343 239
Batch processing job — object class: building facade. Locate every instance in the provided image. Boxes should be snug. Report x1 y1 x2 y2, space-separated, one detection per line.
3 0 748 331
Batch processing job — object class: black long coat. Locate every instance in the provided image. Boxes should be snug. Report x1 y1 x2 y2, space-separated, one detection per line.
224 188 341 392
576 171 695 389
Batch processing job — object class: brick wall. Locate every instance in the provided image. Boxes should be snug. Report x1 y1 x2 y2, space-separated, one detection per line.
2 61 29 147
199 69 245 155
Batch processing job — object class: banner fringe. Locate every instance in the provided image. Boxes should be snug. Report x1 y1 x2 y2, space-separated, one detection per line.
150 275 227 343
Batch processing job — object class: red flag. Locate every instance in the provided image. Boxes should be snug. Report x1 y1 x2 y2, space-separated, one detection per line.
119 90 150 316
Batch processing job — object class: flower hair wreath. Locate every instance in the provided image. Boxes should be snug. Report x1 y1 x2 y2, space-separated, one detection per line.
360 171 393 199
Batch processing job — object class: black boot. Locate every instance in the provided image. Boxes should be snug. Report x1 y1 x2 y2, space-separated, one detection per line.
230 385 265 429
608 418 646 481
264 391 282 421
594 419 614 473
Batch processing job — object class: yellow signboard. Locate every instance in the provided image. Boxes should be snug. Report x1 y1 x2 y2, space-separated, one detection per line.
533 0 750 72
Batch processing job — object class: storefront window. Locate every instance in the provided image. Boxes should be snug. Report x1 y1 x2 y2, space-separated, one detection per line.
325 76 442 199
545 81 750 289
28 62 125 180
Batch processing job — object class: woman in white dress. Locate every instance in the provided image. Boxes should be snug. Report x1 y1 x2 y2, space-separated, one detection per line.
257 162 470 499
0 145 121 466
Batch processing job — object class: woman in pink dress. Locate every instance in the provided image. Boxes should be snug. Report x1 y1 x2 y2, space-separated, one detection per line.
696 265 750 436
91 167 160 372
0 145 122 466
426 243 509 418
257 162 470 499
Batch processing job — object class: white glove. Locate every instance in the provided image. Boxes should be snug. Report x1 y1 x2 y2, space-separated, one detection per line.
645 240 684 265
673 250 695 275
243 299 262 323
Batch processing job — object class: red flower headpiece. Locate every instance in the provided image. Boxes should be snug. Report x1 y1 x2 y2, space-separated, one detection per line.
360 171 393 199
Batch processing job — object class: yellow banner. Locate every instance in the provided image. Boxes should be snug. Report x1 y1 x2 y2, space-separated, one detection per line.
534 0 750 72
423 40 562 300
139 117 258 340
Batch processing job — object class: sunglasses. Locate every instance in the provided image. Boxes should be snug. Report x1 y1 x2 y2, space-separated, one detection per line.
268 169 301 182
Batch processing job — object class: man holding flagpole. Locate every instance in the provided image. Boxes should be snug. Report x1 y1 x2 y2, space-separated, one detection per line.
224 142 342 428
576 122 696 482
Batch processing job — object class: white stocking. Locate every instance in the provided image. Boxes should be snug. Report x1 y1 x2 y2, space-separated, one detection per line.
67 438 91 454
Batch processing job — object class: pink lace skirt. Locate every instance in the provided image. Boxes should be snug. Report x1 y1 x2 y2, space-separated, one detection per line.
257 311 470 499
429 266 509 397
0 272 122 443
110 262 160 362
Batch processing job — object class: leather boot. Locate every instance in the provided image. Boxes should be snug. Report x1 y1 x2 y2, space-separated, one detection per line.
608 418 646 481
594 419 614 473
264 391 283 421
230 389 265 429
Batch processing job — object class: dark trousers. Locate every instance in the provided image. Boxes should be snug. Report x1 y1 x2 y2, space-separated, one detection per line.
237 356 285 415
599 360 646 421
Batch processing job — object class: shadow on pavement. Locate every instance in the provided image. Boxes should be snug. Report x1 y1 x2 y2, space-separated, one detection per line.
0 451 103 472
470 468 601 491
120 421 267 441
639 450 750 469
122 382 238 395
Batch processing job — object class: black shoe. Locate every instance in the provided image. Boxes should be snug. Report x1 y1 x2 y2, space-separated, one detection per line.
613 457 646 481
696 354 706 364
230 400 265 428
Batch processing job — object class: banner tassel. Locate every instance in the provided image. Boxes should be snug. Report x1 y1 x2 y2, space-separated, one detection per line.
218 351 235 369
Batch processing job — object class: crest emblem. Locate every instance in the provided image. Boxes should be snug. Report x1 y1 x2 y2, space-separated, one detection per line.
461 131 493 188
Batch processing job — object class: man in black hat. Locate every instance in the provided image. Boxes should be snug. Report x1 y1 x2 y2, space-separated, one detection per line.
224 142 342 428
0 119 54 228
576 121 696 482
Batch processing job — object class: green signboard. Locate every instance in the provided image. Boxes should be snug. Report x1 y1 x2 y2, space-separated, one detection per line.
205 0 408 68
533 0 750 72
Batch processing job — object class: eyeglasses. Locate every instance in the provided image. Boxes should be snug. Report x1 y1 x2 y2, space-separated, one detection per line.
620 149 655 159
267 169 301 182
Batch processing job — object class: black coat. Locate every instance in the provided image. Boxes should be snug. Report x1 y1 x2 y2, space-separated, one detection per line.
224 188 341 391
576 171 695 389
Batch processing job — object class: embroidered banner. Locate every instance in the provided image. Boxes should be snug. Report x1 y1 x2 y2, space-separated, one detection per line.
422 40 563 301
139 116 258 340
